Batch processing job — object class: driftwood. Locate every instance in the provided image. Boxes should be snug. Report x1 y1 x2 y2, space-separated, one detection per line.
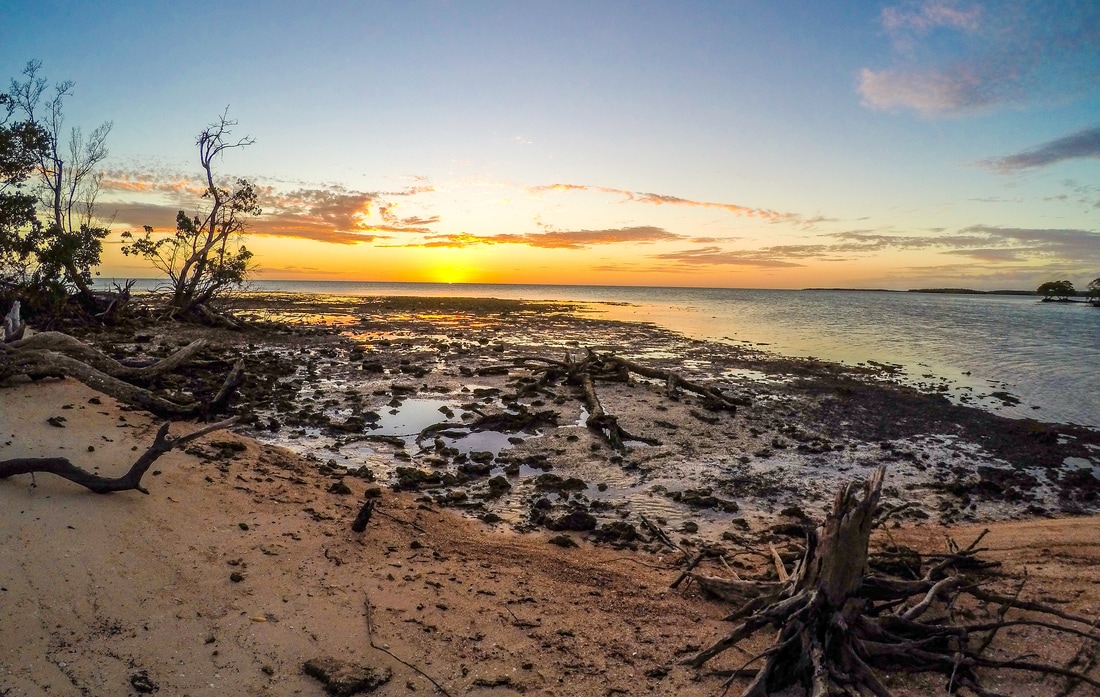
3 301 25 342
351 499 377 533
513 349 747 451
686 466 1100 696
6 331 207 378
0 418 236 494
1 303 244 419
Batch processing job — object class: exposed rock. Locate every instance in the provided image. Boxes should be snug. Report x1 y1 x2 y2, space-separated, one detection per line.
327 480 353 495
534 473 587 492
302 657 392 696
393 467 442 491
548 509 597 531
486 475 511 496
591 521 639 543
129 670 158 693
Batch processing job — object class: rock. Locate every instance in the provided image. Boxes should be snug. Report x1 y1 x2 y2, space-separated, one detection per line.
689 409 720 424
591 521 639 543
459 461 493 477
302 657 392 696
327 480 353 495
472 675 513 687
548 534 578 548
393 467 443 491
348 466 376 481
534 473 587 492
667 488 739 512
129 670 158 693
486 475 511 496
548 510 597 531
780 505 809 521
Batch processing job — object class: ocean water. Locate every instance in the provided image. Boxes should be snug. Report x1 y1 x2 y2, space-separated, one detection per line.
118 279 1100 428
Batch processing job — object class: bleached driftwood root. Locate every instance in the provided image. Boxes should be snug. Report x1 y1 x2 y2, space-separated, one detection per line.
1 302 244 419
685 466 1100 696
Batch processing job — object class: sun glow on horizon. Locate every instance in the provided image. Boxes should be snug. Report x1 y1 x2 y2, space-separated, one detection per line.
432 266 473 284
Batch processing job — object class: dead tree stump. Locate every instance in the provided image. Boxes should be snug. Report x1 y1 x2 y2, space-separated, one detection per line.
687 466 1100 696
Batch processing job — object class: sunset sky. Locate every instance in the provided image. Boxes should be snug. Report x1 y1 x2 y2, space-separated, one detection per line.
2 0 1099 289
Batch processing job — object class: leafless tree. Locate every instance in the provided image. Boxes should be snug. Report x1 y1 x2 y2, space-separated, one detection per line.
122 110 258 319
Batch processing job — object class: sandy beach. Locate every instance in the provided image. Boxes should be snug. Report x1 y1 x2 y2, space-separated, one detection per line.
3 297 1100 696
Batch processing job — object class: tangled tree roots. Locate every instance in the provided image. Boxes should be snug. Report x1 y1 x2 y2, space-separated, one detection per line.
686 466 1100 696
2 302 244 419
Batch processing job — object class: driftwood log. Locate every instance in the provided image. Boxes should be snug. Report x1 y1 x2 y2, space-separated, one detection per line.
1 303 244 419
685 466 1100 696
0 418 236 494
512 349 747 450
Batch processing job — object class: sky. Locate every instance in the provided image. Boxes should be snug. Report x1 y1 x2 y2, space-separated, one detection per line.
2 0 1099 290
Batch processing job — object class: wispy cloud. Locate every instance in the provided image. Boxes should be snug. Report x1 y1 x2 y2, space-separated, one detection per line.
881 0 982 34
859 0 1100 116
979 125 1100 172
650 246 806 268
528 183 796 222
858 64 1006 116
398 226 682 250
959 224 1100 260
641 225 1100 271
825 226 1100 262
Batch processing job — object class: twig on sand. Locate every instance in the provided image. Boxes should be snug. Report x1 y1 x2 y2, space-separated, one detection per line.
364 594 452 697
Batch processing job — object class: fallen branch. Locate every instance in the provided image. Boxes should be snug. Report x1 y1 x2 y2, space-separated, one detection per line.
4 349 219 418
5 332 208 379
0 417 237 494
605 355 749 410
364 594 452 696
511 348 745 451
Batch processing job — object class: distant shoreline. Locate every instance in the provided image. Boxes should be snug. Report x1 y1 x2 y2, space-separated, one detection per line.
803 287 1037 296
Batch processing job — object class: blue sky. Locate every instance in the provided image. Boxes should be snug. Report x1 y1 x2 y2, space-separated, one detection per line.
2 0 1098 288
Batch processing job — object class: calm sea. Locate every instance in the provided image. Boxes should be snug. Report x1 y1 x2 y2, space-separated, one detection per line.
118 280 1100 428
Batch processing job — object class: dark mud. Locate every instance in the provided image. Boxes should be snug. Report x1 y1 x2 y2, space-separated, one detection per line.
69 293 1100 547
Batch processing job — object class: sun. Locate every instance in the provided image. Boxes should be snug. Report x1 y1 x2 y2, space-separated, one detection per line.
432 266 470 284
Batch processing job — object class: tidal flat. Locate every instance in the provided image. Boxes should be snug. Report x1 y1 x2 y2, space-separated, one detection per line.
81 292 1100 547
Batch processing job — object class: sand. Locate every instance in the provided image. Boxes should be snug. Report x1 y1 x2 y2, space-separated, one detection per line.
3 377 1100 696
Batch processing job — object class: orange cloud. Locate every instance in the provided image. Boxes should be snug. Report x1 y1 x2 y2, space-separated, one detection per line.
105 177 439 245
528 183 796 222
652 246 806 268
398 225 682 250
100 171 207 197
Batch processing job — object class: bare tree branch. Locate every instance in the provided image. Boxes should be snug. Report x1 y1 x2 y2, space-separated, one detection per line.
0 418 237 494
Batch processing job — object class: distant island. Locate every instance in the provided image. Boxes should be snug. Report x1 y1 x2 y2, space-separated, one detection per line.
802 287 1036 295
907 288 1037 296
